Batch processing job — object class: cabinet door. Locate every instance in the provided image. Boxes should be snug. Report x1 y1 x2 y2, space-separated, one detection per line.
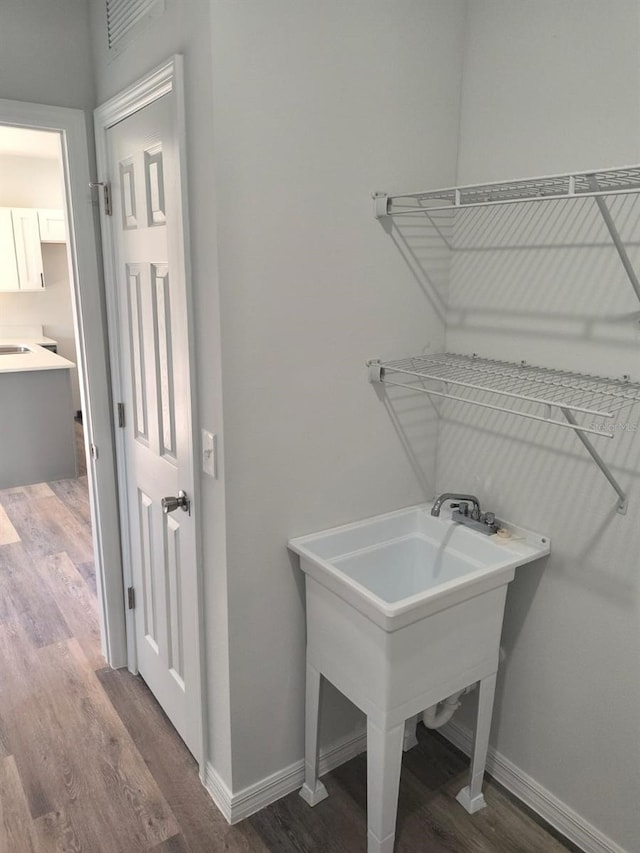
38 208 66 243
12 209 44 290
0 209 20 291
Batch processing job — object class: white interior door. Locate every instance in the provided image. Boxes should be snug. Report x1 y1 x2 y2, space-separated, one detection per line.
106 92 200 758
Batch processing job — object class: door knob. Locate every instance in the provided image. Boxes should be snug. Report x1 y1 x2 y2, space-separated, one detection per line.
161 490 190 515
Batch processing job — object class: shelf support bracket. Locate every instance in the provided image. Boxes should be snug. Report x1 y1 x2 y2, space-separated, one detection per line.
588 175 640 306
560 408 628 514
372 193 389 219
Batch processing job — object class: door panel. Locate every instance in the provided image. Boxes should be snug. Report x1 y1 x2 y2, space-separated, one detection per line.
107 94 198 756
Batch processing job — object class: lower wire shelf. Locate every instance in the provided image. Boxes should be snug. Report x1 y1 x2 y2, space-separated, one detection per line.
367 352 640 513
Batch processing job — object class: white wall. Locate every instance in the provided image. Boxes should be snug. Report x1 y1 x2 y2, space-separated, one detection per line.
0 153 81 413
209 0 466 790
440 3 640 850
0 154 63 207
0 0 94 110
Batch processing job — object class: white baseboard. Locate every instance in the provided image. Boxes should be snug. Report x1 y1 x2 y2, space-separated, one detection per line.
440 719 629 853
203 761 234 823
204 728 367 825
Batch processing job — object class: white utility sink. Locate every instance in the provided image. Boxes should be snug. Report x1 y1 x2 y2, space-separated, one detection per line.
289 504 549 632
289 503 550 853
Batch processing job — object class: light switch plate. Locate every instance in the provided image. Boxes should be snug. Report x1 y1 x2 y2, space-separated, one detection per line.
201 429 217 477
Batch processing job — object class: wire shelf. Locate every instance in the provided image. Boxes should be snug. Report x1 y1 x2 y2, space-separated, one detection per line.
368 351 638 511
374 165 640 216
369 352 640 439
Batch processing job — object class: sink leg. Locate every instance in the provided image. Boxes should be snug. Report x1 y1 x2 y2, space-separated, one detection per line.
367 719 404 853
456 672 497 814
299 661 328 807
403 715 419 752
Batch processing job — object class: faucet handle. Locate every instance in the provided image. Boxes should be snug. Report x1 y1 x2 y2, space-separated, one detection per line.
451 502 469 516
482 511 496 526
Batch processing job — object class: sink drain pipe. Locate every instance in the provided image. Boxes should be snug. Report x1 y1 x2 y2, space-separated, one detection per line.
422 684 476 729
422 646 506 729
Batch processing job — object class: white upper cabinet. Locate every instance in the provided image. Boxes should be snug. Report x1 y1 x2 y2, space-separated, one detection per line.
11 208 44 291
38 208 66 243
0 206 65 292
0 208 20 291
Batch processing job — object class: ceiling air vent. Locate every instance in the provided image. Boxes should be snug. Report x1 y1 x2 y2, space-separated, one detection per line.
106 0 166 51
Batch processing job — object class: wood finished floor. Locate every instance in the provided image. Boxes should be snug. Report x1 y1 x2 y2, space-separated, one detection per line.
0 477 578 853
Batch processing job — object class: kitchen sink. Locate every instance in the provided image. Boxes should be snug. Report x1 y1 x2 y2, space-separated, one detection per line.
0 345 31 354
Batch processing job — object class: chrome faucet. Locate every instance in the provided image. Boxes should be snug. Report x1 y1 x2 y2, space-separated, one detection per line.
431 493 499 535
431 493 481 518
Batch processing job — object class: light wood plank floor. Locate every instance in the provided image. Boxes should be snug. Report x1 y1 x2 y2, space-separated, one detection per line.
0 477 579 852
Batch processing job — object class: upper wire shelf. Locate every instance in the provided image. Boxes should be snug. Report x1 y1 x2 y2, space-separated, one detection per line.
373 164 640 306
368 352 640 512
373 165 640 216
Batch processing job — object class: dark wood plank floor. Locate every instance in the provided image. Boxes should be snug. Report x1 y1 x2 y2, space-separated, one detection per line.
0 476 578 852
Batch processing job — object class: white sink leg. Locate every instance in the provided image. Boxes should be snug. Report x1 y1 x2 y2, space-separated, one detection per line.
456 671 497 814
366 719 404 853
403 715 419 752
299 661 328 807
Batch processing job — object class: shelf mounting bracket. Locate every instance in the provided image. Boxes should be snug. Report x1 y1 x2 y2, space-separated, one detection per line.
588 175 640 306
560 408 628 514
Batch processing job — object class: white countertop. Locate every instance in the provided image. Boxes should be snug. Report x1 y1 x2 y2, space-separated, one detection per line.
0 340 75 373
24 334 58 347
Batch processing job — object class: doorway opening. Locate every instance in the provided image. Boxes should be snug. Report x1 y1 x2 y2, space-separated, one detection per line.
0 125 86 476
0 98 126 669
0 116 105 684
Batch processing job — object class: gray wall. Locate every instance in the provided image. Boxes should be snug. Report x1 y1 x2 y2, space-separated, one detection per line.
209 0 466 791
0 0 94 109
438 2 640 850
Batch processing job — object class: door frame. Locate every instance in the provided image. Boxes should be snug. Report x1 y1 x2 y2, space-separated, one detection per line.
0 97 127 666
93 55 207 771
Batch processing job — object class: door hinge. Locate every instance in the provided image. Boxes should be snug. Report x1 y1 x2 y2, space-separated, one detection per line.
117 402 125 428
89 181 112 216
103 182 112 216
127 587 135 610
90 443 99 460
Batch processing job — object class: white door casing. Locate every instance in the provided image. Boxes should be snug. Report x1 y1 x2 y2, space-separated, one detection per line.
0 98 125 667
94 57 204 764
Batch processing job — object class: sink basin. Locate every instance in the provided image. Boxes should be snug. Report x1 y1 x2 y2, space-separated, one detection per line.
289 503 549 631
0 345 31 354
